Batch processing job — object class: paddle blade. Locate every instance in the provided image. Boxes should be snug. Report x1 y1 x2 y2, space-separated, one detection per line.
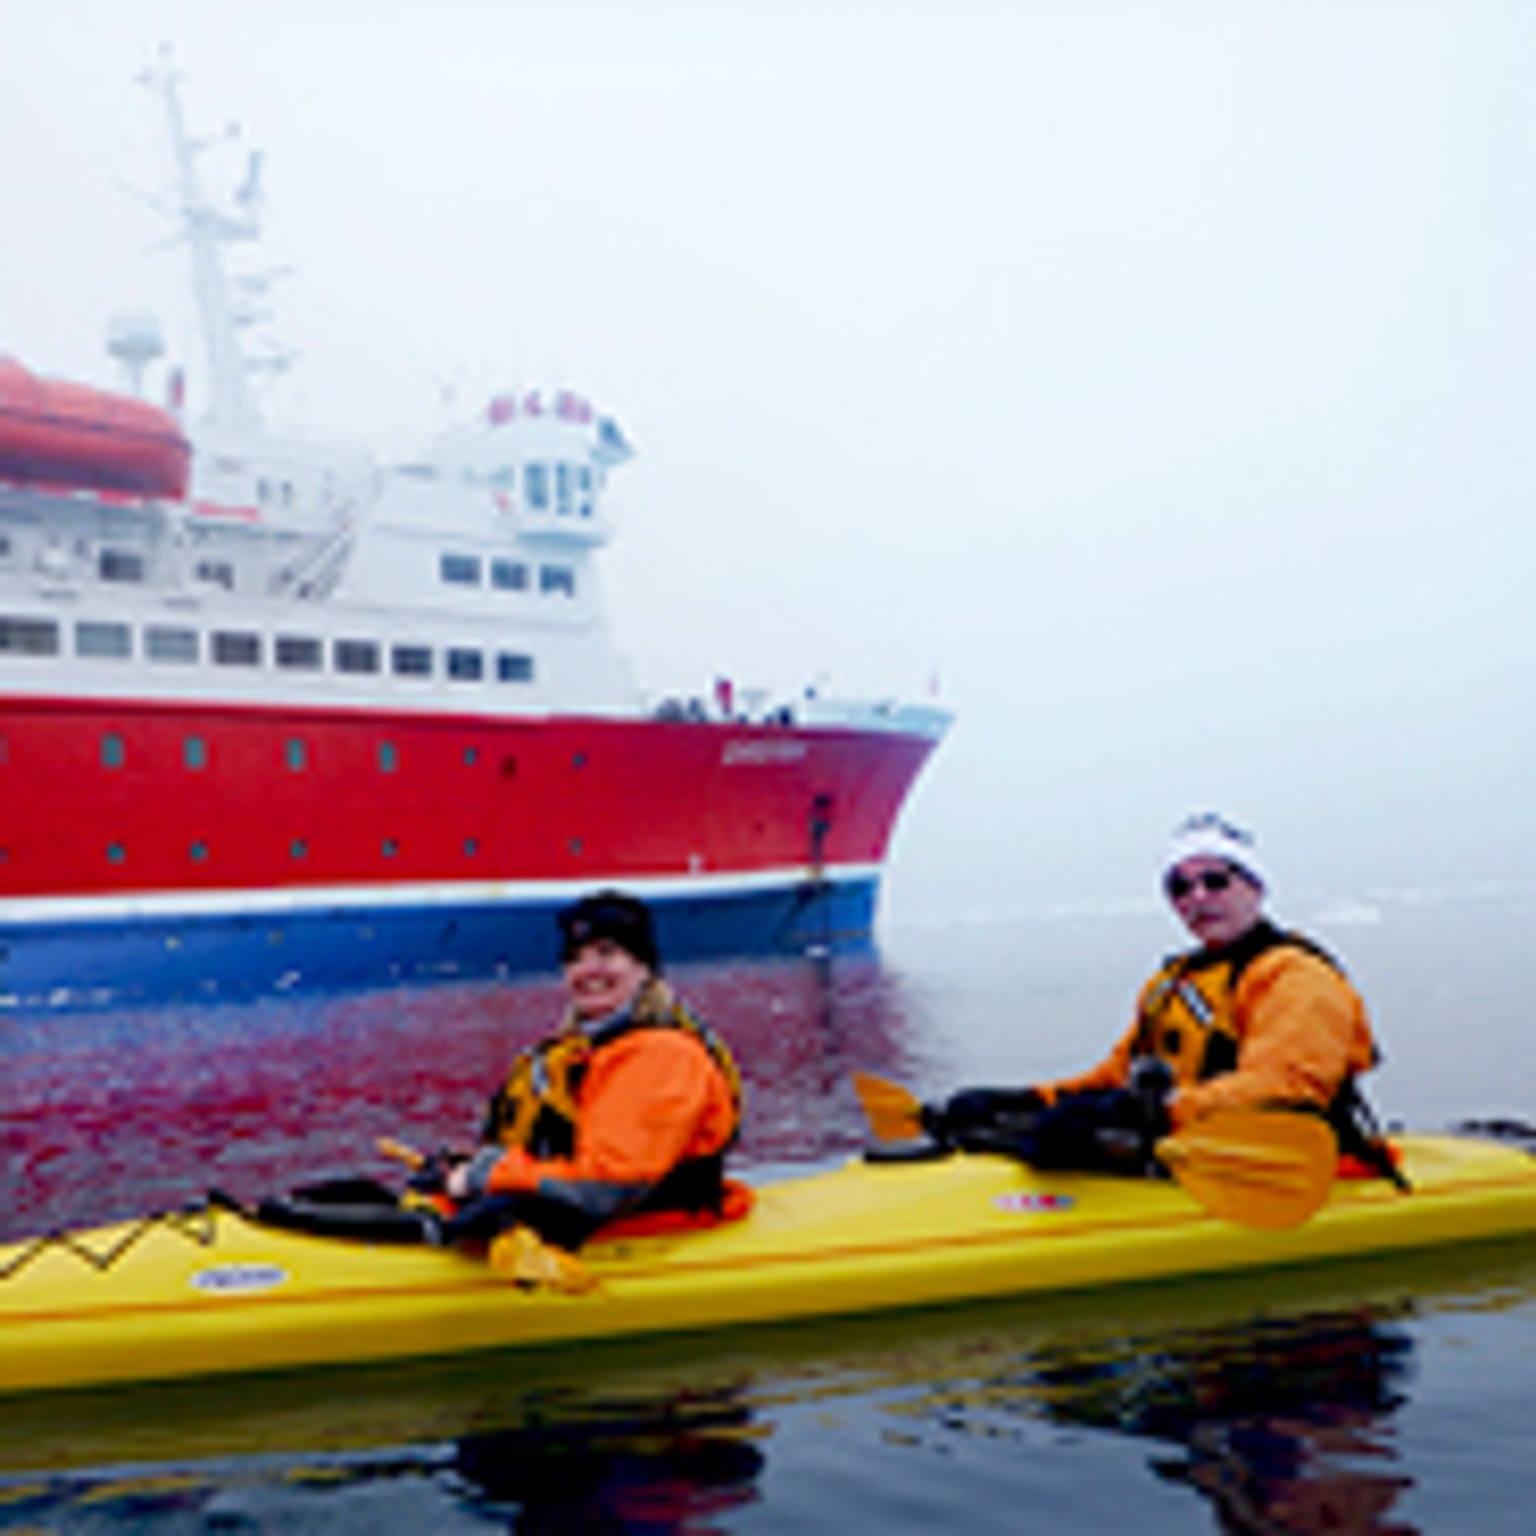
853 1072 927 1144
1157 1110 1338 1230
376 1136 426 1171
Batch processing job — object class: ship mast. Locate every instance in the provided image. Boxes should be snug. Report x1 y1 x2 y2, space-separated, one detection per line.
137 52 264 437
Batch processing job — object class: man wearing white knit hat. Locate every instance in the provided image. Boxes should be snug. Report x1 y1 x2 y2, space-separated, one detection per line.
926 813 1392 1177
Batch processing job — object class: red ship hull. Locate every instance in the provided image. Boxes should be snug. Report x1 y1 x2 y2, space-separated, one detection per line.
0 696 938 1005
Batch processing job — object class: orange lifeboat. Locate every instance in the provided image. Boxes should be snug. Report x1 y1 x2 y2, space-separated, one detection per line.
0 356 190 499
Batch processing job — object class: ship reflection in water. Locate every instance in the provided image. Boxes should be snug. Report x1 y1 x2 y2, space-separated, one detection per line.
1 951 925 1243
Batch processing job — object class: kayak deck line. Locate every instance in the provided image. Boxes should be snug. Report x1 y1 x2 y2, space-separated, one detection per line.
3 1133 1535 1396
0 1204 224 1284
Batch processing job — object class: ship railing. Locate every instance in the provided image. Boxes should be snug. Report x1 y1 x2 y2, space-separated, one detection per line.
268 505 358 600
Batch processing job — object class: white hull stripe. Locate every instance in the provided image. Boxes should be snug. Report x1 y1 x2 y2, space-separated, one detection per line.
0 865 882 927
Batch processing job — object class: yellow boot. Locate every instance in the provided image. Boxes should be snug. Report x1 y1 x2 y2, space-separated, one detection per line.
487 1226 598 1294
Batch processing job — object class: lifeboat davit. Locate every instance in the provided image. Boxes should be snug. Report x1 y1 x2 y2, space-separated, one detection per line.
0 356 190 499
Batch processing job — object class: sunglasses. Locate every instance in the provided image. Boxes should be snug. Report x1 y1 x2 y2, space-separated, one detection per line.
1165 867 1236 900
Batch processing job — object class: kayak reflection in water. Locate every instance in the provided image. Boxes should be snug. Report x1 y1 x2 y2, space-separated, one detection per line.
1024 1310 1418 1536
450 1386 766 1533
923 813 1399 1180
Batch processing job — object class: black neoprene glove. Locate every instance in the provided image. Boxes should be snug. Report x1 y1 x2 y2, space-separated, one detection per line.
927 1087 1048 1153
407 1146 470 1196
1127 1057 1174 1144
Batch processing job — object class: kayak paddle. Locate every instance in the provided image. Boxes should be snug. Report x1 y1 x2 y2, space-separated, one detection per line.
1153 1110 1337 1229
376 1136 428 1171
852 1072 929 1143
852 1072 1337 1230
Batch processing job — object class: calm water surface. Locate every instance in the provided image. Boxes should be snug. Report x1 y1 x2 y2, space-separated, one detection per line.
2 885 1534 1532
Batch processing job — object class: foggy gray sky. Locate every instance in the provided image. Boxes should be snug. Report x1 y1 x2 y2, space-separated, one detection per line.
5 1 1534 916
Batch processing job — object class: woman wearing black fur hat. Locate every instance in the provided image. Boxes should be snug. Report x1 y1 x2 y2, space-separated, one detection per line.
436 891 743 1275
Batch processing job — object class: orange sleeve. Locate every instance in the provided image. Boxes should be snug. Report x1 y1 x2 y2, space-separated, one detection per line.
483 1030 735 1196
1167 949 1376 1128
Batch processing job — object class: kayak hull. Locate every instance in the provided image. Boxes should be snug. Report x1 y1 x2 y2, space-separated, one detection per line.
4 1133 1535 1395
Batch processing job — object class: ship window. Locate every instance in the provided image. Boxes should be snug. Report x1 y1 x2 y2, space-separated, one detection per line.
440 553 481 586
184 736 208 771
76 621 132 659
0 535 12 560
99 548 146 584
539 565 575 597
497 652 535 683
463 746 480 765
101 733 126 769
0 616 60 656
146 626 198 664
195 560 235 591
382 837 399 859
391 644 433 678
556 463 572 515
284 738 307 771
491 559 528 591
335 638 380 674
379 741 399 773
106 841 127 865
447 648 483 682
213 631 261 667
464 837 480 857
190 840 209 863
290 838 308 859
525 462 550 511
276 635 322 670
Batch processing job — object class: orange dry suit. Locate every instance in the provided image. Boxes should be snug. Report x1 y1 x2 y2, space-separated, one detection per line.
1042 920 1382 1147
457 977 742 1247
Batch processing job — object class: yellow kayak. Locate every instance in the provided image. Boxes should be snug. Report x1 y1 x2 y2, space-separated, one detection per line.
4 1131 1535 1396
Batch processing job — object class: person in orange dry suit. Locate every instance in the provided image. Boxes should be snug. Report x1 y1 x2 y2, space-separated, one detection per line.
928 814 1394 1177
429 891 743 1269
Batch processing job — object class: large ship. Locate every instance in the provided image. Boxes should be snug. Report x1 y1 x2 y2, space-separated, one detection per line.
0 63 947 1007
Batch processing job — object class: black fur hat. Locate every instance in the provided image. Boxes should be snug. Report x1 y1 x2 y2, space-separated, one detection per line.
556 890 660 972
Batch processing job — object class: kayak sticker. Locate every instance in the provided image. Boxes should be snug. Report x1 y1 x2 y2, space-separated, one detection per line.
995 1192 1075 1215
192 1263 290 1295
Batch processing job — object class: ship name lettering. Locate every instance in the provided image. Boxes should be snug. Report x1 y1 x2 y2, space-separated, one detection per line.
722 739 810 766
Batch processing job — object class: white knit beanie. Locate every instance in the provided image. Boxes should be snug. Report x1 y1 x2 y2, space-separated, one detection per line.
1163 812 1267 891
